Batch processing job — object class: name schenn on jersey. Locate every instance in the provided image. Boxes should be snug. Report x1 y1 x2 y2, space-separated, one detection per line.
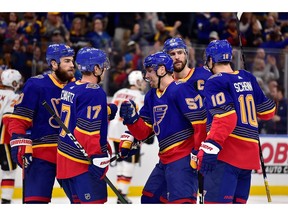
234 81 253 92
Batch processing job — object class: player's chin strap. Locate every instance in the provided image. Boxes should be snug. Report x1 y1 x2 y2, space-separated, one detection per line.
157 71 169 89
92 64 104 84
205 59 215 74
42 100 129 204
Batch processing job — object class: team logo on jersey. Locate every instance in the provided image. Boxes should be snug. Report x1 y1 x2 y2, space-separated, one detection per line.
84 193 91 200
153 105 168 135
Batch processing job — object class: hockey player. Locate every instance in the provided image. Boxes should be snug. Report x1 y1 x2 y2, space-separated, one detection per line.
197 39 276 203
163 37 211 97
57 47 112 204
8 44 75 203
119 52 207 203
108 70 151 204
163 36 210 204
0 69 22 204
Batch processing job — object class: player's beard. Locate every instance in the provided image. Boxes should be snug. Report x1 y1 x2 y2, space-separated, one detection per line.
55 67 75 83
173 58 187 73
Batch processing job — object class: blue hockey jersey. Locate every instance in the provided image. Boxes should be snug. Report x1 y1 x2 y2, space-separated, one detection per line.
57 80 109 179
9 73 67 164
130 81 207 164
204 69 275 169
175 66 211 97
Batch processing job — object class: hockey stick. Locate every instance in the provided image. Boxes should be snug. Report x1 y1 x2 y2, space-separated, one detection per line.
198 173 204 204
258 141 272 202
236 12 272 203
191 152 204 204
22 157 25 204
236 12 247 70
42 100 129 204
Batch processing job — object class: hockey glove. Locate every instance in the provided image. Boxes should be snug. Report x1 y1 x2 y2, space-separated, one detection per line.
119 131 140 158
107 103 118 121
120 100 139 125
88 152 111 180
197 140 222 175
10 133 33 172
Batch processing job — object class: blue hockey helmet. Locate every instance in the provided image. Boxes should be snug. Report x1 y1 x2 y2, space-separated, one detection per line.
205 39 233 63
163 37 188 54
76 47 110 72
46 43 75 65
143 52 173 73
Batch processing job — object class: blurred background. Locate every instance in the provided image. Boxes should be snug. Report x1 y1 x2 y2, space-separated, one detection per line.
0 12 288 202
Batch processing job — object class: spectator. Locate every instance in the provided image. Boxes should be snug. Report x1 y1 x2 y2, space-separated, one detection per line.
217 12 234 33
254 48 266 60
8 12 19 23
260 28 288 49
245 17 264 47
263 15 279 40
124 41 142 71
252 58 269 95
17 13 43 44
278 44 288 84
267 79 279 99
0 19 7 35
208 31 219 41
5 22 21 41
29 45 49 76
108 54 129 96
113 13 137 53
221 17 247 46
11 38 30 79
194 12 220 45
153 20 181 51
86 17 112 53
253 54 280 82
239 13 253 34
0 19 7 53
1 39 14 68
43 12 70 43
130 13 155 58
69 17 89 52
270 84 288 134
50 29 65 44
252 54 280 94
260 84 287 134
